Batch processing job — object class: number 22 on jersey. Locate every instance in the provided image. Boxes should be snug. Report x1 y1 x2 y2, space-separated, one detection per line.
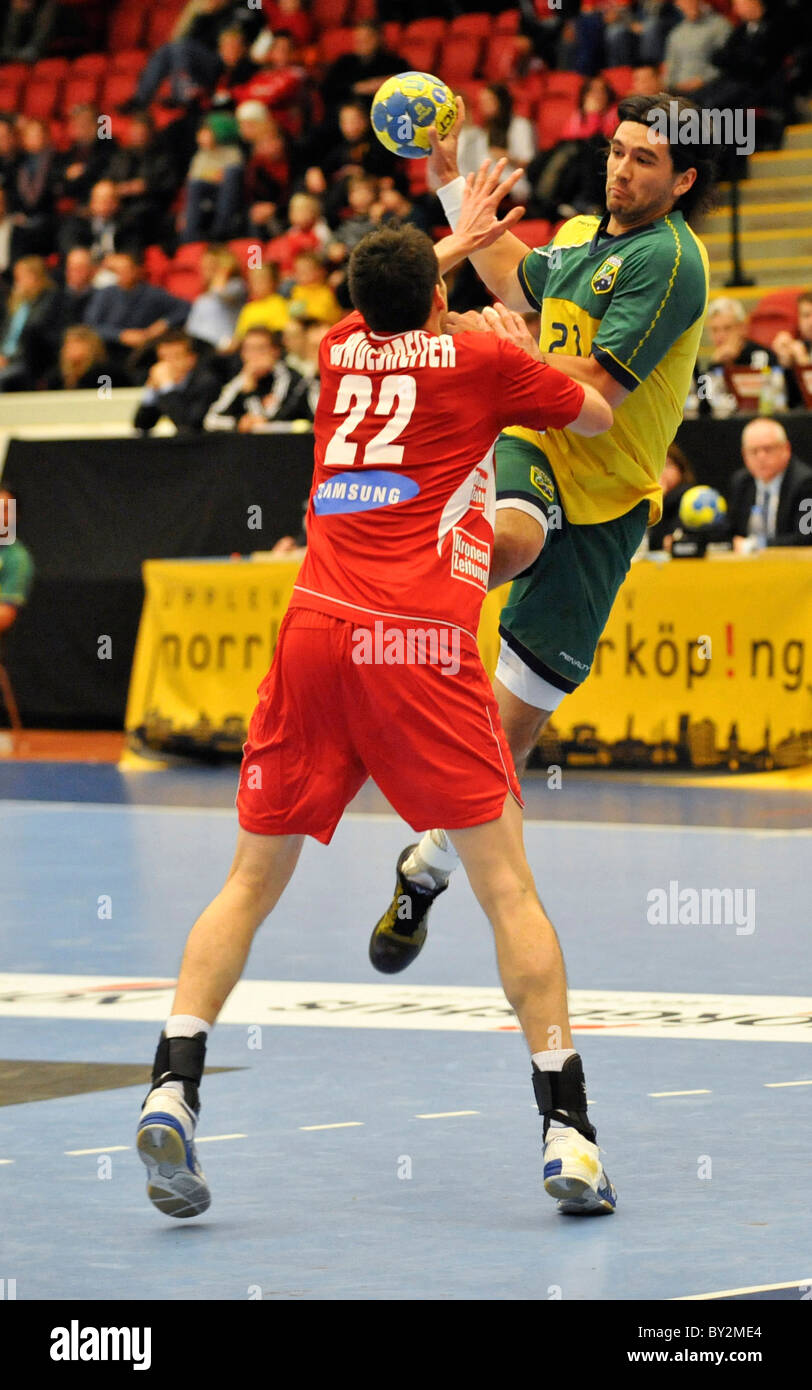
324 374 417 468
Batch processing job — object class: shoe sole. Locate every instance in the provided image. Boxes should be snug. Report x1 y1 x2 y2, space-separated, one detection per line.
137 1120 211 1219
544 1172 617 1214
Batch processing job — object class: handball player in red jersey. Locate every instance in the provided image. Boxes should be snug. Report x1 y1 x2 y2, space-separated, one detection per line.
136 219 618 1220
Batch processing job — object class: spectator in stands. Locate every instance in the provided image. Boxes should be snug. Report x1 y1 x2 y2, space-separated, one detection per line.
320 22 407 115
105 114 179 247
0 254 58 390
705 296 778 370
329 175 379 253
726 417 812 548
254 0 312 55
648 441 696 550
519 0 579 70
237 103 290 239
43 325 111 391
185 245 246 352
204 325 313 430
265 192 329 274
84 250 190 378
58 178 147 262
628 1 681 65
630 62 663 96
527 76 617 220
370 177 431 234
0 115 20 199
58 107 115 209
13 118 57 256
772 291 812 410
286 251 342 326
231 31 306 137
181 113 244 243
131 0 262 110
663 0 731 95
55 246 96 327
0 186 26 289
305 100 397 226
134 329 221 434
448 85 536 205
210 25 257 110
232 263 289 340
0 0 55 64
0 484 34 637
698 0 791 142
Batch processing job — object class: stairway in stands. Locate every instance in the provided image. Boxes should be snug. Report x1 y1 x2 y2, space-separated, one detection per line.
698 111 812 305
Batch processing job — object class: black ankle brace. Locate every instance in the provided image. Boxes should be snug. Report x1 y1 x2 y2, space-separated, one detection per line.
148 1031 207 1113
532 1055 597 1144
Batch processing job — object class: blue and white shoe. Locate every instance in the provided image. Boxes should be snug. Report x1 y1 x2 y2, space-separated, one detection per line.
543 1126 617 1215
136 1085 211 1219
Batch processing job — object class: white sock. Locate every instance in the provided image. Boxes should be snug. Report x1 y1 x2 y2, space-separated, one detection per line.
165 1014 211 1039
402 829 460 888
531 1048 576 1072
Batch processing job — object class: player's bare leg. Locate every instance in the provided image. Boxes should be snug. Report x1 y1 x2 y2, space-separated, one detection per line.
136 829 304 1218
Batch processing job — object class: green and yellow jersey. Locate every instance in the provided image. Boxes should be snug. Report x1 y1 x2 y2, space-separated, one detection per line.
511 209 709 526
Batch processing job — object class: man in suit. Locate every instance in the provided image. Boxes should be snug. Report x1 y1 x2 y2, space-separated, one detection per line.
134 330 221 434
727 417 812 548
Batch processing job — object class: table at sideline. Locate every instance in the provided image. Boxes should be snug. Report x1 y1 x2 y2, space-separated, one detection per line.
125 551 812 772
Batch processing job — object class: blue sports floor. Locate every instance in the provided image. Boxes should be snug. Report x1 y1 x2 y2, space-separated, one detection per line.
1 762 810 1302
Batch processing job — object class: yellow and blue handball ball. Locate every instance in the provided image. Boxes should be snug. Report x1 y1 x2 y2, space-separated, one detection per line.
371 71 456 159
678 485 728 531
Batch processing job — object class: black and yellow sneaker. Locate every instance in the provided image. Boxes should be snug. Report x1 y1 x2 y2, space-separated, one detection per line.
368 844 448 974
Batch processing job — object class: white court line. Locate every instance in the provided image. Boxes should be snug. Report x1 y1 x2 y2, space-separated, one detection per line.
299 1121 363 1131
64 1144 131 1156
649 1089 711 1098
764 1079 812 1088
676 1277 812 1300
0 800 807 836
0 1158 14 1165
195 1133 246 1144
415 1110 479 1119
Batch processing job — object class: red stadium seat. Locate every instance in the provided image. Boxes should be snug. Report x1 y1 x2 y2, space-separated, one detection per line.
494 9 521 33
0 62 28 85
147 5 186 51
748 290 804 349
144 244 170 287
71 53 109 77
32 57 71 83
23 82 60 120
0 83 20 113
101 72 138 110
381 22 402 52
62 75 101 112
536 95 579 150
544 71 583 100
513 219 552 248
350 0 377 22
602 65 635 97
171 242 207 271
228 238 263 271
456 80 487 121
483 34 523 82
107 7 147 52
399 36 440 75
164 268 202 301
402 18 446 43
312 0 350 30
318 27 356 64
442 36 483 84
110 49 149 74
449 14 492 40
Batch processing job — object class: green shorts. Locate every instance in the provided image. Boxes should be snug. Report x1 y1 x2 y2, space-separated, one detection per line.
495 432 648 700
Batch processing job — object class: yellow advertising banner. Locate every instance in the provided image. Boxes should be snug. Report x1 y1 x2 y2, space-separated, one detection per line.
126 552 812 771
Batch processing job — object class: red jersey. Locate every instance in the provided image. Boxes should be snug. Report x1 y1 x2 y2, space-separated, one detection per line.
290 310 585 641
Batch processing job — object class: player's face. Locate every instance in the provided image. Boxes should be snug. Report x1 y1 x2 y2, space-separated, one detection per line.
605 122 694 229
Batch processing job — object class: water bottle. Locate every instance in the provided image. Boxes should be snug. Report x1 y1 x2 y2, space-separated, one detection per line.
769 366 787 412
753 350 774 414
748 502 768 549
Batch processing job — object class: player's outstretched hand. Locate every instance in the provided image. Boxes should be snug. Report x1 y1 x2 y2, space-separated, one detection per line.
455 157 526 254
427 95 465 186
480 302 543 361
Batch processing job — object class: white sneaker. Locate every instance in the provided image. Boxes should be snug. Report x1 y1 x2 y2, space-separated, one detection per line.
136 1086 211 1219
543 1126 617 1215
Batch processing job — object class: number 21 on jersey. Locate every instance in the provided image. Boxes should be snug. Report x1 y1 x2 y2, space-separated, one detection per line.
324 374 417 468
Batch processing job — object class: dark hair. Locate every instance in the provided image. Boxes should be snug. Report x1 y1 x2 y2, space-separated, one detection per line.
797 289 812 307
580 74 615 116
484 83 512 151
349 225 438 333
157 329 195 352
614 92 718 219
665 441 695 486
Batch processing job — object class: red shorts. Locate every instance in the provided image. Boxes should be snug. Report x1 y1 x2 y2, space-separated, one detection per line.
236 607 522 843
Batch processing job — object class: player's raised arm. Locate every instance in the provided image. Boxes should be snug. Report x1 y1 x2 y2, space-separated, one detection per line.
482 303 613 437
428 99 531 311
